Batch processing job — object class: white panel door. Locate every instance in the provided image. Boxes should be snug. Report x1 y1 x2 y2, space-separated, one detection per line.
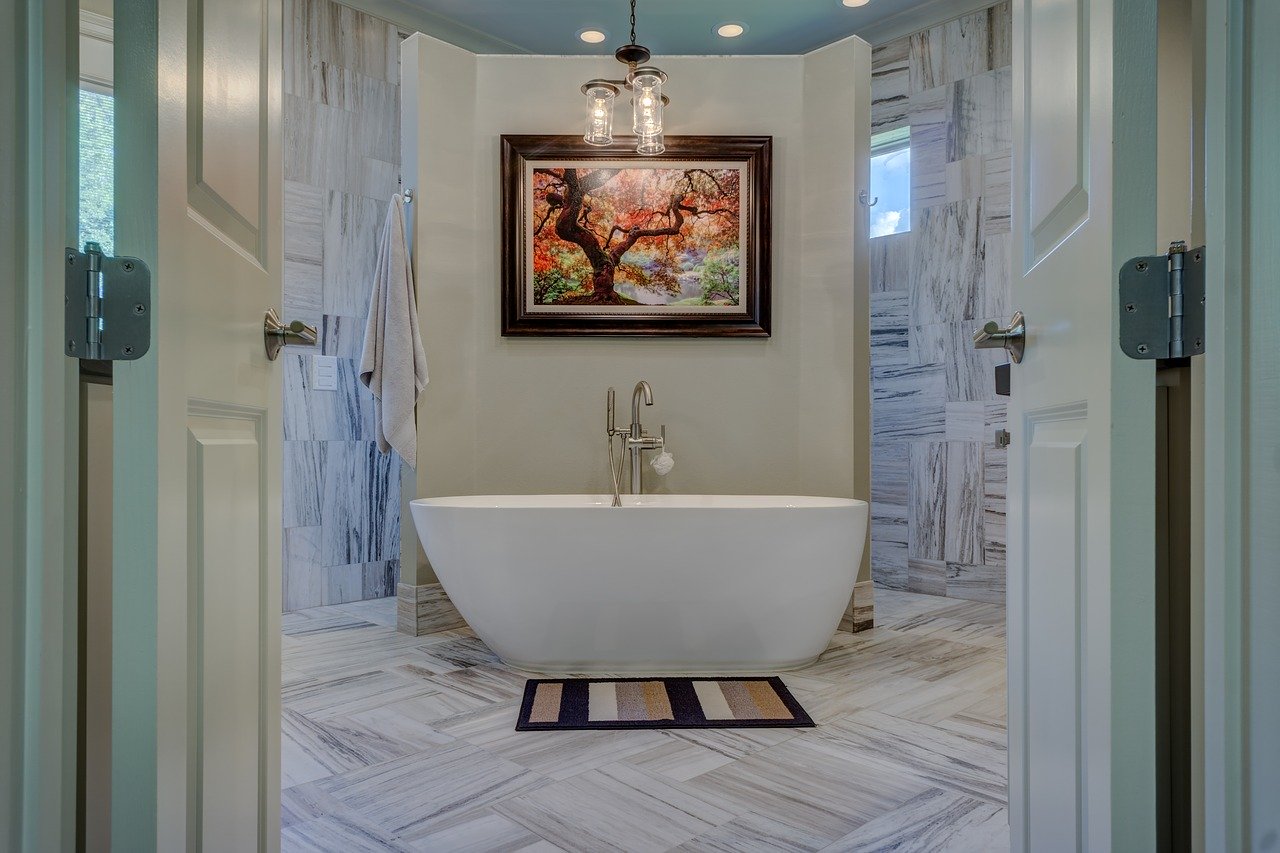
1007 0 1158 849
112 0 282 848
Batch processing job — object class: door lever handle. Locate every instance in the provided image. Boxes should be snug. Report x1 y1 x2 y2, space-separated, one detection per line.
264 308 318 361
973 310 1026 364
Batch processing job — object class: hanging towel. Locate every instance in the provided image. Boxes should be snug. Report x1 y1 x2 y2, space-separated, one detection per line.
360 193 428 468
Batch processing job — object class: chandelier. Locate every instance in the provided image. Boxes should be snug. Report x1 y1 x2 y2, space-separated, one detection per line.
580 0 669 154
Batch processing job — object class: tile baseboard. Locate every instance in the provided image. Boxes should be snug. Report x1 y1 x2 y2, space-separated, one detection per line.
839 580 876 633
397 582 467 636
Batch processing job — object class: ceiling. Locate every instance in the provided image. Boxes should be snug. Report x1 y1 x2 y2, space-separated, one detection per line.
384 0 987 55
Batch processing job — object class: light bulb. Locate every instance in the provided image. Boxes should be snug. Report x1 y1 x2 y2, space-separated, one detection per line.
629 69 665 136
582 82 617 146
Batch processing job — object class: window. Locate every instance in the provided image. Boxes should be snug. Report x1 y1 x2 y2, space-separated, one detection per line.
869 127 910 238
79 10 114 254
79 89 115 255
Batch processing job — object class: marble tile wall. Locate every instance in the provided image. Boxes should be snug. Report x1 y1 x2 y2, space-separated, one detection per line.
869 2 1011 605
282 0 404 611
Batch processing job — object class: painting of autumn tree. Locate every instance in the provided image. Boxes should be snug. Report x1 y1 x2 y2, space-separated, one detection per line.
530 166 743 307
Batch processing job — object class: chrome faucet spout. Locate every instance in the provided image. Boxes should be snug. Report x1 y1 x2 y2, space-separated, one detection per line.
630 380 653 430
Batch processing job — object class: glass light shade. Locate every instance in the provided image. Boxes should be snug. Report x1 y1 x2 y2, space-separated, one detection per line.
630 70 664 136
583 83 617 146
636 130 665 156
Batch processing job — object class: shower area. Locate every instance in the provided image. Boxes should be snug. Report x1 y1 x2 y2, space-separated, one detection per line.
280 0 407 613
867 1 1013 606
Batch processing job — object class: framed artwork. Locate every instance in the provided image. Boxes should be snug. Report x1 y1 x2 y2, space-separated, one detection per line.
501 135 772 337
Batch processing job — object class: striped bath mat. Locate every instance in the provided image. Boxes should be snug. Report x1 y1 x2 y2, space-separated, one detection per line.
515 677 815 731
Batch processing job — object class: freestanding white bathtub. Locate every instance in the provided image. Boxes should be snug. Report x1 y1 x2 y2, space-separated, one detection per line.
409 494 869 673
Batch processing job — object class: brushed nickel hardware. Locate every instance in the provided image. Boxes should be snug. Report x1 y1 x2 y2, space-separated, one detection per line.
65 242 151 361
973 310 1026 364
858 189 878 206
264 308 318 362
1118 240 1206 360
606 381 669 506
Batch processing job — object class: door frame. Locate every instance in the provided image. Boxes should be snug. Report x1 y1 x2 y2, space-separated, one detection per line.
1200 0 1249 847
2 0 81 850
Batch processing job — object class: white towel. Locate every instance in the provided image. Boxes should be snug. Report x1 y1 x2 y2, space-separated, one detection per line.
360 193 428 468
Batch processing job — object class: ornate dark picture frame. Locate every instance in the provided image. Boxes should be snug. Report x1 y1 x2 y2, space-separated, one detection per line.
501 135 772 337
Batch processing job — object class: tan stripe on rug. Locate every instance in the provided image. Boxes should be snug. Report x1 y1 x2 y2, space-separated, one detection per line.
527 682 563 723
745 680 795 720
642 680 674 720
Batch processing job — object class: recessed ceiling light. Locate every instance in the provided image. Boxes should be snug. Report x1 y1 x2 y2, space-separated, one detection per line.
577 28 608 44
842 0 871 6
716 22 747 38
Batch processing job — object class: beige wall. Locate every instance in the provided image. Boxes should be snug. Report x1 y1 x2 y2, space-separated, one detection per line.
403 36 872 585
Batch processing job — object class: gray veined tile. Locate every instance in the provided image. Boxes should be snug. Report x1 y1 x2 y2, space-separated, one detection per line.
282 355 376 441
473 723 669 782
908 442 946 561
988 2 1013 69
908 558 947 596
320 440 400 565
982 151 1012 237
317 742 544 842
945 402 987 443
321 314 368 358
909 199 984 327
908 10 997 95
281 706 421 788
871 37 911 133
423 663 528 706
984 443 1007 568
283 668 436 721
689 735 932 844
822 787 1008 852
812 709 1007 805
945 155 984 204
284 525 325 612
493 763 740 853
622 738 738 783
869 231 911 293
944 441 984 565
362 559 398 600
404 808 555 853
911 320 1004 402
871 364 946 440
285 180 326 262
871 440 909 505
284 441 327 528
290 0 400 88
951 68 1012 161
675 810 834 853
870 292 910 368
322 190 385 317
983 232 1013 320
870 504 909 590
946 563 1006 605
325 561 365 606
906 85 949 211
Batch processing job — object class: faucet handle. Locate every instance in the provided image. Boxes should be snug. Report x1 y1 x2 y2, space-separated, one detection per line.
660 424 667 447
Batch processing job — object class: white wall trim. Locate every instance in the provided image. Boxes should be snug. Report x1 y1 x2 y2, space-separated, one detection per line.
856 0 1005 47
80 9 113 92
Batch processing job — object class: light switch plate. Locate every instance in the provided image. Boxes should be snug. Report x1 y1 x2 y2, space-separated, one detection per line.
311 355 339 391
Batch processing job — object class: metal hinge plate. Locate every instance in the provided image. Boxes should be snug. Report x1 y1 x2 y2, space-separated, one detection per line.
65 243 151 361
1118 242 1205 360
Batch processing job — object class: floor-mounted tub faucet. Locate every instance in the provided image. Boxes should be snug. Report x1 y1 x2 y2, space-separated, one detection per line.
606 381 670 505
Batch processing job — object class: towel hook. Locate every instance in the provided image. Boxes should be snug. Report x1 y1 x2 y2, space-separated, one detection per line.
858 189 877 207
402 188 414 205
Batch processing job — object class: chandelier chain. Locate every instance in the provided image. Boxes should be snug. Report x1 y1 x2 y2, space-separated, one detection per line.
629 0 637 45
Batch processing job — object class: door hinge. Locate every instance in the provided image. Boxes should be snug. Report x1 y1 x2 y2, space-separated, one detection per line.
65 242 151 361
1118 241 1205 360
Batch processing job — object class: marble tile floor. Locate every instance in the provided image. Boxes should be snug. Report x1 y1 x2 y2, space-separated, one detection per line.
281 588 1009 852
